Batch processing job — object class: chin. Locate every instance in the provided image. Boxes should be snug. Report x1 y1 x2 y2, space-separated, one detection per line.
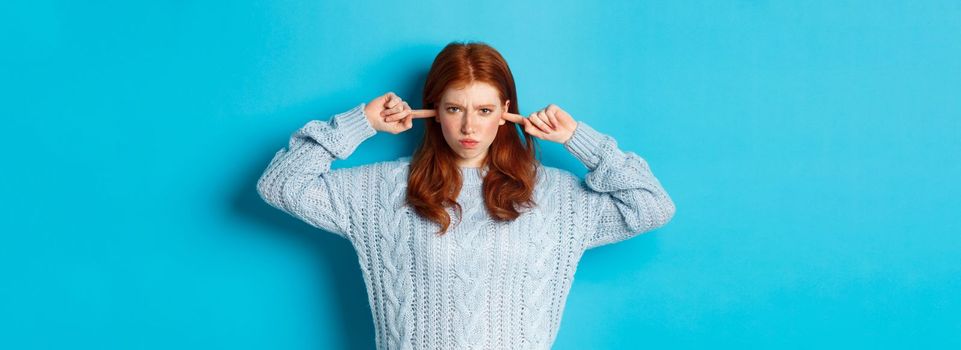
455 149 482 158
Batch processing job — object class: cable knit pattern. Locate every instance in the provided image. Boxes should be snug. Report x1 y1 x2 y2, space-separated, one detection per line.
256 102 676 349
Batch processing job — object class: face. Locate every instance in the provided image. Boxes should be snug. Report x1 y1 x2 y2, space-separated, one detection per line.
436 82 510 168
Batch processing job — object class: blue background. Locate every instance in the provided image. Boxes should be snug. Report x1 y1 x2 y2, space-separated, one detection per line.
2 0 959 348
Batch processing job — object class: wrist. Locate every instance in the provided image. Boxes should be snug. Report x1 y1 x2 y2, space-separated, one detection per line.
562 130 575 144
361 102 380 132
561 125 578 146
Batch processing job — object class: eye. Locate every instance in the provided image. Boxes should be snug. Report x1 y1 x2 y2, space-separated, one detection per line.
446 106 460 113
480 108 493 114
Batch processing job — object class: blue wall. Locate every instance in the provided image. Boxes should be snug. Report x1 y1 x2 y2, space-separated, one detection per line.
2 0 959 348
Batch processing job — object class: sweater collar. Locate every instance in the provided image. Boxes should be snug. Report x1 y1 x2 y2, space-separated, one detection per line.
398 156 486 187
459 165 487 186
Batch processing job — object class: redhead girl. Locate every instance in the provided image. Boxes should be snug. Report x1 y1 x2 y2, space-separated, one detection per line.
257 41 675 350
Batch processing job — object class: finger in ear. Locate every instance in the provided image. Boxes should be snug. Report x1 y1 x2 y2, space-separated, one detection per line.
521 119 541 138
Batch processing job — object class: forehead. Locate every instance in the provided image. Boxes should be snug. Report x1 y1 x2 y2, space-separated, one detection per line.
441 82 501 105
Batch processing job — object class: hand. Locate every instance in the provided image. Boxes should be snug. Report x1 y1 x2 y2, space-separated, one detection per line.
364 92 434 134
500 104 578 144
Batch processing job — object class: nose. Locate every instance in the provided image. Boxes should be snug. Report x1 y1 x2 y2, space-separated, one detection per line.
460 114 476 135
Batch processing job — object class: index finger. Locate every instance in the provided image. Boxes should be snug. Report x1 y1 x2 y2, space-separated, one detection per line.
410 109 436 118
501 112 525 124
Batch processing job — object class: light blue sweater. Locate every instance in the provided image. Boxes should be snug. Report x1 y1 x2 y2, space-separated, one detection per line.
256 102 676 350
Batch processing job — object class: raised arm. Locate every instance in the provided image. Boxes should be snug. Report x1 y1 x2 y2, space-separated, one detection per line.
563 121 676 250
256 103 377 240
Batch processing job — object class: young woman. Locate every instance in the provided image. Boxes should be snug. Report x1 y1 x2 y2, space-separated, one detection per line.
257 41 676 350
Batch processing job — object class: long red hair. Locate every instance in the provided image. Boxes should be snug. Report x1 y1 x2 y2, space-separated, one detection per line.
407 41 540 236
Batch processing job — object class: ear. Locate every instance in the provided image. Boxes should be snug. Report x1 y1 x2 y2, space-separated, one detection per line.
499 99 510 125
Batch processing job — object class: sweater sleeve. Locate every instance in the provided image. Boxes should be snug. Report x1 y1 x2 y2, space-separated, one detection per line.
563 121 676 250
256 102 378 240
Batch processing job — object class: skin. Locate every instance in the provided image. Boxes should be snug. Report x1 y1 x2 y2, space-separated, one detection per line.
433 82 507 168
364 86 579 167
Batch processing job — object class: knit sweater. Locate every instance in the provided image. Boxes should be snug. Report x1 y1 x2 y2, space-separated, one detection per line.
256 102 676 350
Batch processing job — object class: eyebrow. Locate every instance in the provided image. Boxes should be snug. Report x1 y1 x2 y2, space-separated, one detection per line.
443 102 497 108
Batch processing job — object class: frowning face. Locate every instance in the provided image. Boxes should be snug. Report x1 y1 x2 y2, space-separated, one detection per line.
436 82 509 168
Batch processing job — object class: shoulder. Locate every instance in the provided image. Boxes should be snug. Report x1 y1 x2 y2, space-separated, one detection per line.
391 155 413 167
386 155 412 173
329 156 410 182
330 157 410 206
378 156 412 183
537 164 579 181
534 164 584 193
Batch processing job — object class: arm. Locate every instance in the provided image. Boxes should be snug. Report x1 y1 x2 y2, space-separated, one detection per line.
564 121 676 250
256 103 378 240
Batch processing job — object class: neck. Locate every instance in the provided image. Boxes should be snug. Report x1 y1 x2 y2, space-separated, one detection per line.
456 148 489 169
460 164 487 186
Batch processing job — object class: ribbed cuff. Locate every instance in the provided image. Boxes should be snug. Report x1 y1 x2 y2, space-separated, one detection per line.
299 102 377 159
563 121 607 169
331 102 377 158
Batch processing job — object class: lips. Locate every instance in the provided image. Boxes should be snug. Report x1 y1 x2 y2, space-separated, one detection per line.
459 139 479 148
